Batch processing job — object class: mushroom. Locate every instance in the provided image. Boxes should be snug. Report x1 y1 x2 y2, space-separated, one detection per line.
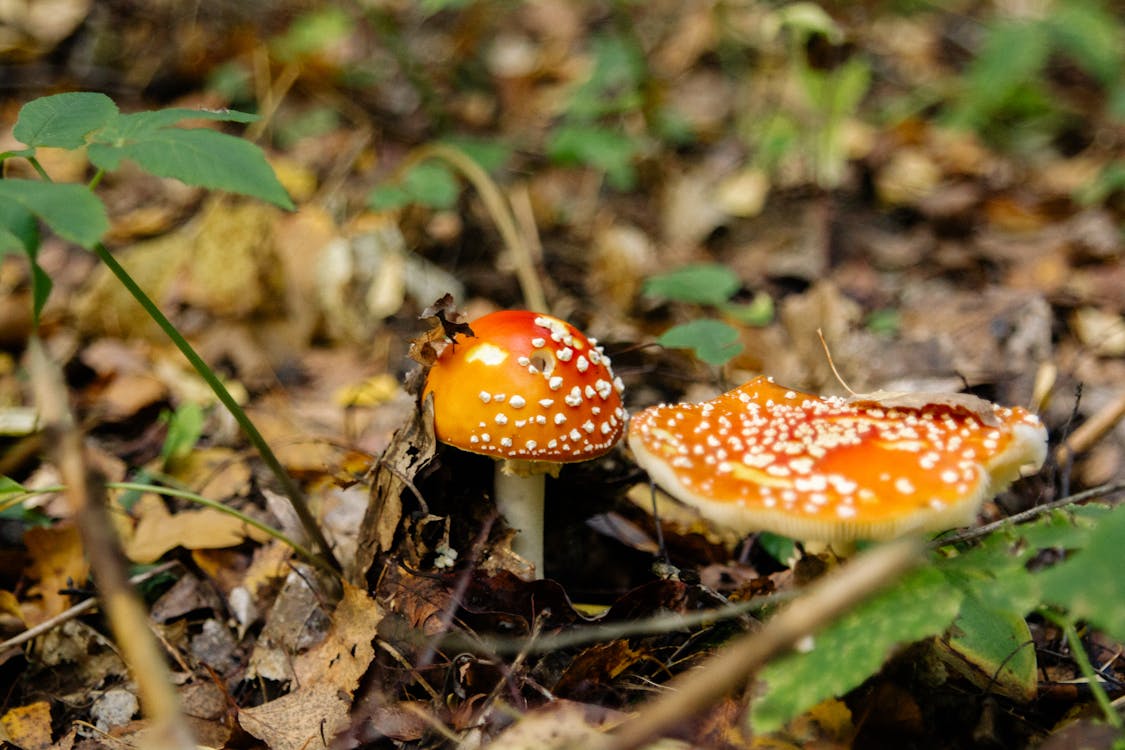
627 376 1047 548
423 310 627 578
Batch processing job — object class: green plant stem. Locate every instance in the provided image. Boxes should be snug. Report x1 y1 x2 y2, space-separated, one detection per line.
88 168 105 191
1040 608 1123 730
90 241 342 573
26 155 51 181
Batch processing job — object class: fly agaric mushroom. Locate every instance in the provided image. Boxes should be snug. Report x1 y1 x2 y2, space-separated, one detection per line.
628 376 1047 546
423 310 627 578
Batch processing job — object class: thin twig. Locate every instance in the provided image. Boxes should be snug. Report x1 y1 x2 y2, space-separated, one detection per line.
1054 388 1125 466
0 561 179 653
933 480 1125 548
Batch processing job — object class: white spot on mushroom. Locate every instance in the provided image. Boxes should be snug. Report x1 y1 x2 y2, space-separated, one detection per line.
509 395 526 409
894 477 915 494
539 398 554 408
526 440 537 450
554 413 567 425
495 414 509 425
466 343 508 366
531 337 546 348
583 420 596 433
549 376 564 390
500 437 513 448
569 428 582 441
479 391 492 403
576 356 590 373
565 387 583 407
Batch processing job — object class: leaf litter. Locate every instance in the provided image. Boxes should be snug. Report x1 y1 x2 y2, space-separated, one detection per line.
1 1 1124 748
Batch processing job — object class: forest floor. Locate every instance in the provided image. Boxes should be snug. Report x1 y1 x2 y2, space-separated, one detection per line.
1 2 1124 749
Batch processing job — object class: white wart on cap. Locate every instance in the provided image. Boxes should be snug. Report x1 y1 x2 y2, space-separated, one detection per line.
628 376 1048 543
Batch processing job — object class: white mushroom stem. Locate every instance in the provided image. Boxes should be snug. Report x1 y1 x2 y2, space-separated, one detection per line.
494 460 557 579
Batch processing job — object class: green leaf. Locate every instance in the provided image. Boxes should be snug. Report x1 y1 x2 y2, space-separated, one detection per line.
13 92 118 149
547 125 639 191
722 292 774 326
1038 502 1125 642
0 179 108 249
657 319 743 366
0 199 39 255
750 565 962 733
160 403 205 466
643 264 741 306
367 184 414 212
950 20 1050 131
439 136 512 174
401 161 460 210
1046 0 1124 86
88 127 293 210
936 594 1037 702
272 5 354 61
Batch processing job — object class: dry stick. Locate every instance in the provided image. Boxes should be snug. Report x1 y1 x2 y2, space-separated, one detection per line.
409 144 548 313
603 538 924 750
1054 387 1125 466
0 561 179 653
27 338 196 750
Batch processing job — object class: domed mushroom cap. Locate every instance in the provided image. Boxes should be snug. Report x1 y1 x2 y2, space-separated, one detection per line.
423 310 627 463
628 376 1048 543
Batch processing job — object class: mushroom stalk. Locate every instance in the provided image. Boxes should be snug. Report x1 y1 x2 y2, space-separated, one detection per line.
494 464 546 578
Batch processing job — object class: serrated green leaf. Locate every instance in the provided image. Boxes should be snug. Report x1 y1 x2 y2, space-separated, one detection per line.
96 108 257 140
644 264 741 306
0 180 108 249
13 92 118 149
88 128 293 210
1038 503 1125 642
751 565 962 734
657 319 743 365
401 161 460 210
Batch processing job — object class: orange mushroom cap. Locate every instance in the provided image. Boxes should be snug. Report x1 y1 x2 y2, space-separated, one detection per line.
628 376 1048 543
423 310 627 464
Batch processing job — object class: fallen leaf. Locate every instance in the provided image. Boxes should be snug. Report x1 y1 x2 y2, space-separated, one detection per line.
124 493 271 564
1 701 53 750
23 524 88 624
238 582 382 750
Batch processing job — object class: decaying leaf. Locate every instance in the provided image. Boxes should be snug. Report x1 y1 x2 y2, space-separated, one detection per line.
238 582 382 750
350 392 437 584
124 493 271 564
1 700 53 750
23 524 88 624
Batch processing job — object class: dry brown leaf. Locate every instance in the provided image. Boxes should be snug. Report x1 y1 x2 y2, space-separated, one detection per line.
124 494 270 564
238 582 382 750
23 524 88 624
1 700 53 750
485 700 631 750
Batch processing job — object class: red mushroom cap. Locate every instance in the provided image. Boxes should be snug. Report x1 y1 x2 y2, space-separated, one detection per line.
628 376 1048 542
423 310 627 463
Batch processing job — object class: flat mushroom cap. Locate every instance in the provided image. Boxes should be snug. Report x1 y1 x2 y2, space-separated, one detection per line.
423 310 627 463
628 376 1048 543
